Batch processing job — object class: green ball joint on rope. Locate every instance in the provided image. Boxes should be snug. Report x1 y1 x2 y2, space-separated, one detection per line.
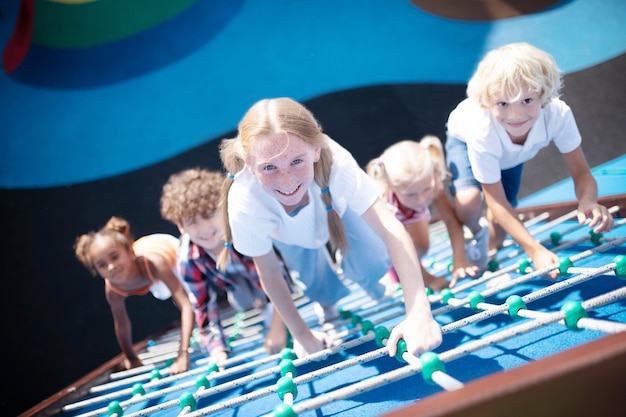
196 375 211 390
517 259 532 274
589 230 603 246
361 319 375 335
131 382 145 396
550 231 562 246
395 339 408 363
280 347 297 361
488 259 499 272
613 255 626 279
420 352 445 385
279 359 297 378
150 369 162 380
374 326 391 347
506 295 527 319
274 403 297 417
468 291 484 310
559 257 574 276
440 288 454 305
561 301 587 330
351 314 362 328
107 401 123 417
277 376 298 401
207 362 220 375
179 392 197 411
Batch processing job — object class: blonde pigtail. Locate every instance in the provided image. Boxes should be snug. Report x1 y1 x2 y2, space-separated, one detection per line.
217 137 246 271
315 142 347 251
365 156 386 181
419 135 449 184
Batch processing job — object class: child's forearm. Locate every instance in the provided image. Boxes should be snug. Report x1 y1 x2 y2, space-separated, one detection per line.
270 306 285 329
178 305 194 355
264 277 309 339
114 323 137 361
489 198 544 256
445 220 468 263
574 171 599 204
254 254 314 343
434 194 467 261
386 225 431 316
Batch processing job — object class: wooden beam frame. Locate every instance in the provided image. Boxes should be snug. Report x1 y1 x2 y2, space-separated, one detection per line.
517 193 626 221
381 331 626 417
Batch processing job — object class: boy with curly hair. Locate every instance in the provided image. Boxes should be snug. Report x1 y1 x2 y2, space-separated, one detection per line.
161 168 287 365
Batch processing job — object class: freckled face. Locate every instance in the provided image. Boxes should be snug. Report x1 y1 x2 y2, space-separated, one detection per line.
490 87 542 142
246 133 320 208
393 174 436 212
179 212 224 254
89 236 137 282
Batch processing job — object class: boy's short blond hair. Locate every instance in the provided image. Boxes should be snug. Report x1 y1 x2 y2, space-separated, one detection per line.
467 42 562 109
160 168 224 225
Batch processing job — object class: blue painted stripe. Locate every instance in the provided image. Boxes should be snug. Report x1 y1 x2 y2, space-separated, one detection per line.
518 154 626 207
1 0 625 188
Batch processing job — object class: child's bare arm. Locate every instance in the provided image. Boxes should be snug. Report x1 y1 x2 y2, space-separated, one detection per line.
563 147 614 233
105 287 142 368
253 252 332 357
482 182 559 278
362 199 442 356
432 193 479 281
404 219 430 257
152 256 194 374
264 307 287 354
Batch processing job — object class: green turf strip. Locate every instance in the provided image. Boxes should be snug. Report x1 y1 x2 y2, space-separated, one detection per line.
32 0 197 49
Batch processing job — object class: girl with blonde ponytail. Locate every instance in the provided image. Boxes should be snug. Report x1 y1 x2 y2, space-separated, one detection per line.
219 97 441 359
366 136 483 289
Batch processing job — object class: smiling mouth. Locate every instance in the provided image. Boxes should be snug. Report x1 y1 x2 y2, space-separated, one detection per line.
198 231 216 241
508 120 527 128
277 184 301 197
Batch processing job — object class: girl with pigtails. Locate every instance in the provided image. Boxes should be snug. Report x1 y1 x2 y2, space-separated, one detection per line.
74 216 194 374
217 97 441 358
366 136 484 291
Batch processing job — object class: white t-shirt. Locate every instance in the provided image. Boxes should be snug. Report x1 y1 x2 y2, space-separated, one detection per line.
228 137 379 257
447 98 582 184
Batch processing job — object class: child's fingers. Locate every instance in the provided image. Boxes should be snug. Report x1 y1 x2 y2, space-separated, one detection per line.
387 330 399 357
577 209 589 225
593 209 614 233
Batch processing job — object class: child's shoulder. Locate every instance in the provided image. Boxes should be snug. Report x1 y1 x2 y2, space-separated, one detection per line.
448 98 487 122
447 98 492 139
543 98 573 118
